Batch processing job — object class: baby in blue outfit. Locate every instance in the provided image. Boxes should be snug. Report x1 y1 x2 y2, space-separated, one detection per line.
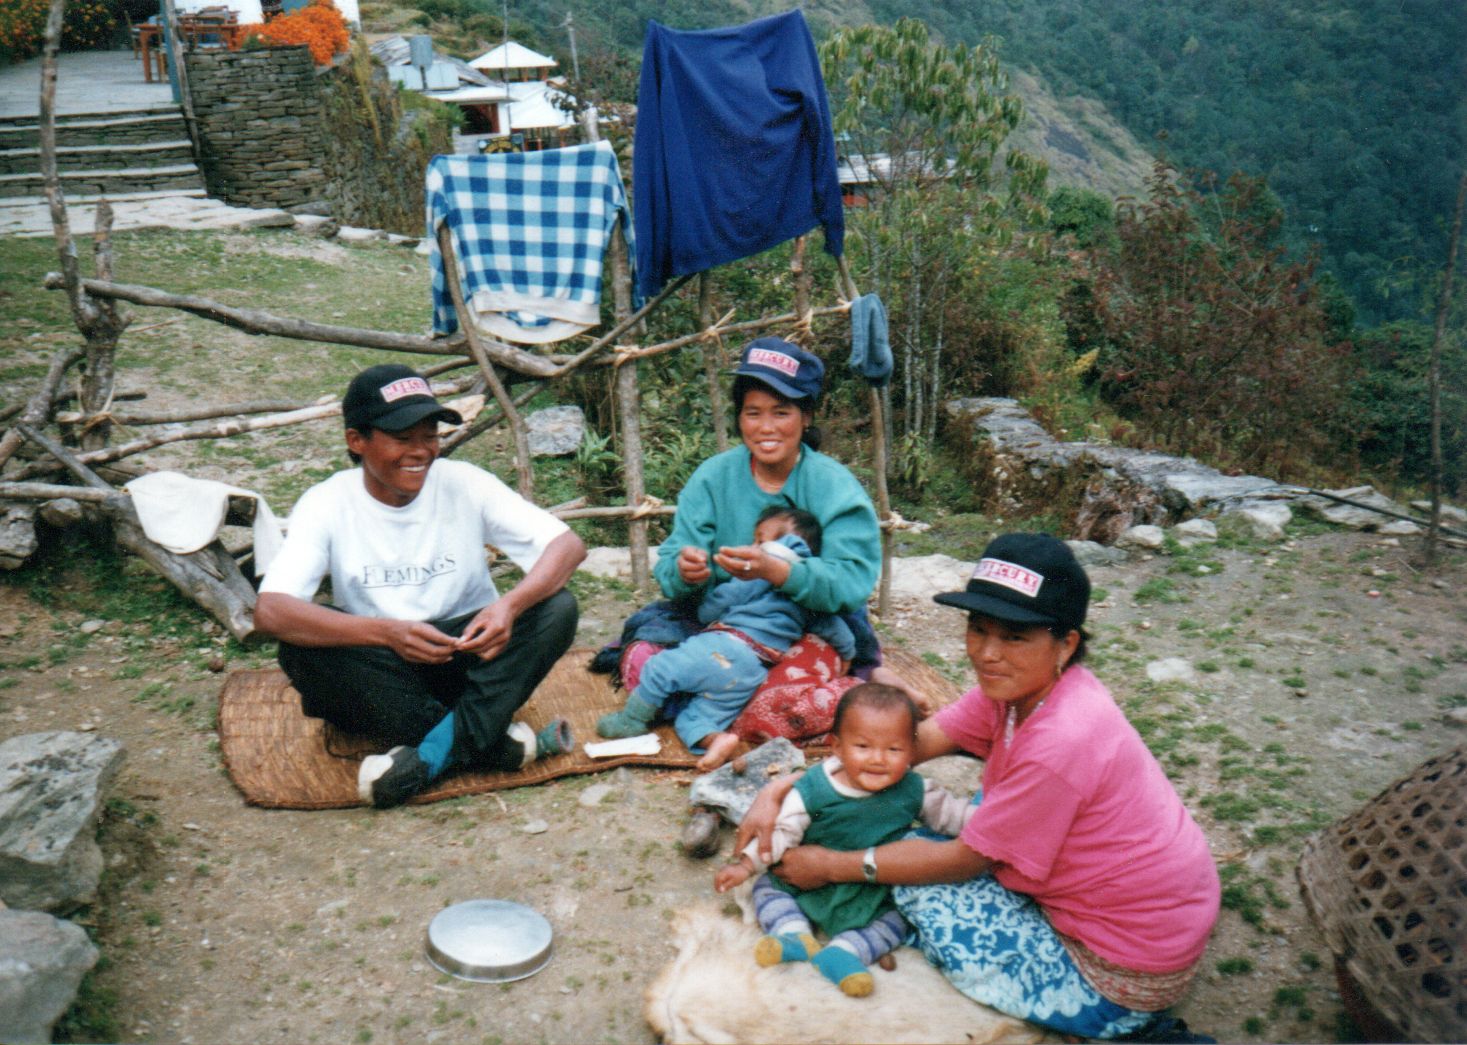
596 507 855 762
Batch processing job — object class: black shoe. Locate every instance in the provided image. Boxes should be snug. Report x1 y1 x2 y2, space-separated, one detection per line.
357 746 431 808
680 808 722 859
1116 1015 1216 1044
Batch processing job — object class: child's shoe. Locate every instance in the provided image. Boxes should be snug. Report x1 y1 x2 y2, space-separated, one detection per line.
535 717 574 758
753 931 818 967
596 693 659 738
811 945 874 997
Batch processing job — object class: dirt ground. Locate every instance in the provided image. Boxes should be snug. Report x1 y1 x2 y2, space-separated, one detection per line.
4 524 1464 1044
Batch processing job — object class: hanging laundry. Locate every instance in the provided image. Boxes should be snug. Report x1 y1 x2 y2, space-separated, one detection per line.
633 10 845 300
848 293 892 386
426 140 635 345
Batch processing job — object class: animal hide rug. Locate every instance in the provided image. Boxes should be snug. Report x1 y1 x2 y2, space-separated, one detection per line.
645 904 1060 1044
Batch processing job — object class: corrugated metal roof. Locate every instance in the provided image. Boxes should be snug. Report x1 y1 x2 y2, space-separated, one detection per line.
370 35 489 86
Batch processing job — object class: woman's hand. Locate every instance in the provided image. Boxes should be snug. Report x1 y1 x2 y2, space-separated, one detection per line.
713 544 792 587
770 844 840 890
677 546 712 585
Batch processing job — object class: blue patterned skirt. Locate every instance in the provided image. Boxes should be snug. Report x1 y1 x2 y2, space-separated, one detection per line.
893 808 1156 1039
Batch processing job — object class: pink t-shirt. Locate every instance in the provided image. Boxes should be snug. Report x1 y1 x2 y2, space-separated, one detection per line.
935 666 1219 973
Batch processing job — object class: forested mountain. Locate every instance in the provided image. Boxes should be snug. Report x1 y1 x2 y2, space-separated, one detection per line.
491 0 1464 327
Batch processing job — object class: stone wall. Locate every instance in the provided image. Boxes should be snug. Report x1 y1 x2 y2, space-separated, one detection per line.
185 45 454 232
186 47 330 211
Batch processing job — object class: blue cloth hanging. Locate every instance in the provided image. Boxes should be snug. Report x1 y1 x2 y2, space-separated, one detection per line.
848 293 892 386
632 10 845 299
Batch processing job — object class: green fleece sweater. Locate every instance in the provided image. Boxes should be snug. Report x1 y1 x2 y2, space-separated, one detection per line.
653 445 880 615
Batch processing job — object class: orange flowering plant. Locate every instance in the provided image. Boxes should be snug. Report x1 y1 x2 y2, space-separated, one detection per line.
239 0 349 66
1 0 116 63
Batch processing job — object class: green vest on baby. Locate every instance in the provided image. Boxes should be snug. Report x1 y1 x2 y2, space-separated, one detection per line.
772 763 924 936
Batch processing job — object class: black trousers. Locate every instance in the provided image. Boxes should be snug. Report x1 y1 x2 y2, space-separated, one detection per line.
277 589 578 773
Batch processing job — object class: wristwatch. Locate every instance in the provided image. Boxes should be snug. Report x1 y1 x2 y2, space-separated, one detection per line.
861 846 879 884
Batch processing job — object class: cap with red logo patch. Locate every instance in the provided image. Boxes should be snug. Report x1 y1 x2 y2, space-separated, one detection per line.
733 337 825 402
342 364 463 433
934 532 1090 632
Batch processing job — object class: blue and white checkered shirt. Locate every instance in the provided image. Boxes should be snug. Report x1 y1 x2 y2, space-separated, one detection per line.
426 141 636 345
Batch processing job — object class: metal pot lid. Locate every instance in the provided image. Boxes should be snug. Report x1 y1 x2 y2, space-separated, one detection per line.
425 899 553 983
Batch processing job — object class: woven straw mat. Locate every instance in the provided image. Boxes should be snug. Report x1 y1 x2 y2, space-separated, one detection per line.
218 647 960 810
1295 745 1466 1041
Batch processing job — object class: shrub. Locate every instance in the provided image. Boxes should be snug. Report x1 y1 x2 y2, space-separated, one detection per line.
1 0 116 63
1091 162 1351 480
240 0 349 66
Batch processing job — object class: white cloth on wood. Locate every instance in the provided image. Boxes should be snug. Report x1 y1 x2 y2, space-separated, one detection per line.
124 471 283 577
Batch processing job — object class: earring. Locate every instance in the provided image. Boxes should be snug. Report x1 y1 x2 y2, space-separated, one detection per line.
1054 660 1064 678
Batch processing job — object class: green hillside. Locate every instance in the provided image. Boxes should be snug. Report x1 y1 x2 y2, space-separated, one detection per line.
424 0 1463 327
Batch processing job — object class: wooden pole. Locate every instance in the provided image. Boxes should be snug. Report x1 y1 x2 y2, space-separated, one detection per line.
608 221 649 590
10 403 340 481
57 397 328 427
79 200 124 450
0 345 82 470
699 273 729 453
836 256 892 617
436 225 534 496
0 482 113 503
35 0 131 455
51 274 828 377
43 275 553 372
160 0 202 170
441 382 541 456
791 235 811 344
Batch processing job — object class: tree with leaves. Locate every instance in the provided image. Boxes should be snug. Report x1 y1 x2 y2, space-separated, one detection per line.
818 20 1048 455
1091 162 1349 479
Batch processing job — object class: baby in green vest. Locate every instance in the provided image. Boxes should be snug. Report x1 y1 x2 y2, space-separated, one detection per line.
714 683 973 995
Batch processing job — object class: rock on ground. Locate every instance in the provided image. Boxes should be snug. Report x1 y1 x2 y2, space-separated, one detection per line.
1146 658 1197 685
0 908 98 1045
1235 502 1292 541
0 504 38 570
1117 525 1165 550
526 405 586 457
1067 540 1128 567
0 732 125 913
888 554 974 600
1173 518 1217 544
1299 486 1420 532
945 398 1288 527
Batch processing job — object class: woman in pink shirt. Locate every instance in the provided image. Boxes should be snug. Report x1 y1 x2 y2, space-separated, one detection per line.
738 533 1220 1040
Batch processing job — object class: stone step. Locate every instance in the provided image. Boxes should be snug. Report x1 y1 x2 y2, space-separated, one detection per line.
0 105 180 130
0 186 209 209
0 140 194 176
0 110 188 150
0 163 204 199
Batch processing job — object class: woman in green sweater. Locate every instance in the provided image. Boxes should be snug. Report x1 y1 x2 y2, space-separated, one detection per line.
625 337 882 768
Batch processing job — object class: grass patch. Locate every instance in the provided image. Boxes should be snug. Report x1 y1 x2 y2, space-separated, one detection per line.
1134 577 1185 604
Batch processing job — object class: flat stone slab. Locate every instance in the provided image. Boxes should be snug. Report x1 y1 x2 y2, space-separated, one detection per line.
689 737 807 825
0 194 291 237
0 731 125 912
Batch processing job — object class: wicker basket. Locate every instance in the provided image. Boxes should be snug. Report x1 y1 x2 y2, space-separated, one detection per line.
1296 746 1467 1042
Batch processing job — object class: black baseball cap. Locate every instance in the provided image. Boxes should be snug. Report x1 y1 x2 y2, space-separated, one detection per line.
342 364 463 432
934 533 1090 633
734 337 825 402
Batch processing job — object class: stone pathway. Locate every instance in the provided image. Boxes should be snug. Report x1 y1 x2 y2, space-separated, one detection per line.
0 50 174 118
0 193 296 237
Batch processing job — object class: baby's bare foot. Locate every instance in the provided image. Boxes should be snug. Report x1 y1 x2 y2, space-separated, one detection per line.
695 732 740 772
